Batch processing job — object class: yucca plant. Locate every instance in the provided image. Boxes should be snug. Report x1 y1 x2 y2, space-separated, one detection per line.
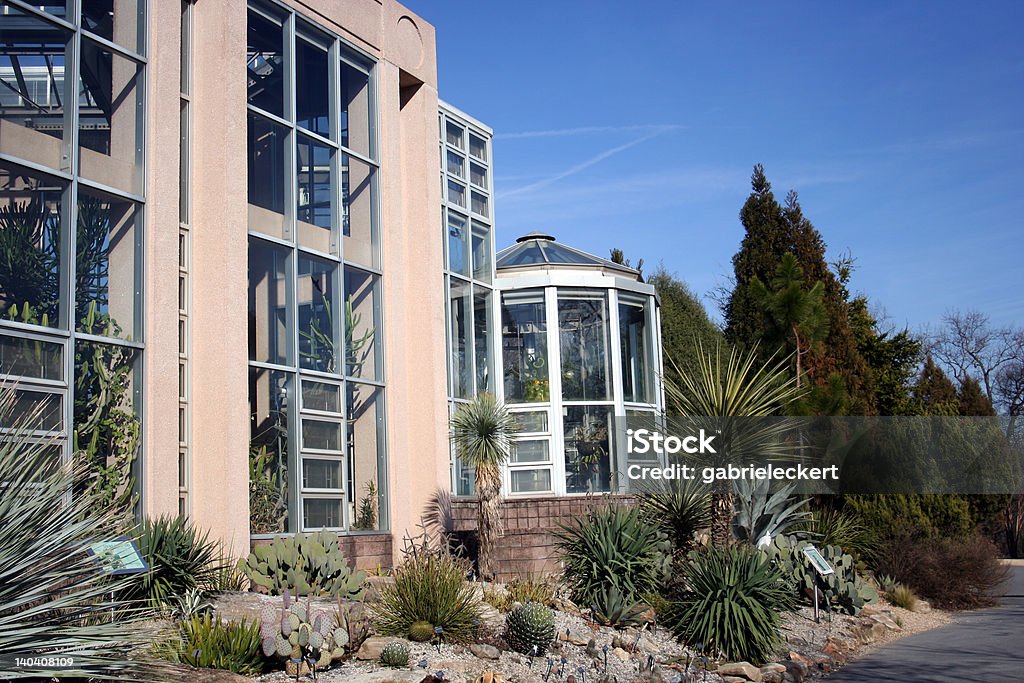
638 476 711 554
554 505 664 609
665 545 794 665
665 341 804 546
0 389 165 680
125 514 227 608
450 393 517 579
371 533 481 643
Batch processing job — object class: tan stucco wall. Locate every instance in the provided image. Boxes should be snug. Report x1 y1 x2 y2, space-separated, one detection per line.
141 0 448 560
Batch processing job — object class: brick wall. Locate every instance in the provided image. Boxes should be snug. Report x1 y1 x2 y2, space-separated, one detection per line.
450 495 636 581
250 533 393 572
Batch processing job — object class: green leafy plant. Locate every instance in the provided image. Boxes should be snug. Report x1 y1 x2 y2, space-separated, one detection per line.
354 479 378 530
763 534 878 615
371 532 481 643
0 389 164 680
126 515 227 609
665 545 794 665
553 505 665 609
732 479 810 545
249 445 287 534
638 476 711 554
450 393 517 579
243 532 367 597
504 601 555 656
259 589 349 669
591 584 648 627
379 641 410 668
169 587 213 620
165 614 263 676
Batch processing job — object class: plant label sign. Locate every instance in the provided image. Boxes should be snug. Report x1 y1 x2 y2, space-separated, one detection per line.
802 545 834 576
87 537 148 576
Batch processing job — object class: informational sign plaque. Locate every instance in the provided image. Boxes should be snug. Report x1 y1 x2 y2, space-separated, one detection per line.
87 537 148 576
801 545 834 576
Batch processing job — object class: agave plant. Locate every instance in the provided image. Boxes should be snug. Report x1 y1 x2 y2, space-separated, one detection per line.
732 478 810 546
450 393 517 579
664 341 804 546
638 475 711 554
0 388 165 680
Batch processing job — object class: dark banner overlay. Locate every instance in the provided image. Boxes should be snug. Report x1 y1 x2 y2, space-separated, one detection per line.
613 415 1023 495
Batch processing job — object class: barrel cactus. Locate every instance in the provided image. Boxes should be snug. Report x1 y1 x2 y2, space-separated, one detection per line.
504 601 555 655
408 620 435 642
379 641 410 668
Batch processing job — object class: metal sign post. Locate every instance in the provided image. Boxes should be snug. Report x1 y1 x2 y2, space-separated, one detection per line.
801 545 834 625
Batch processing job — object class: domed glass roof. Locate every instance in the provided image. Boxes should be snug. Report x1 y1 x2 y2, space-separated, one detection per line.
496 232 638 274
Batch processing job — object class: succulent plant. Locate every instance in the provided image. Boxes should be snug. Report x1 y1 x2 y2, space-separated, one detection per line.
591 583 648 627
260 589 349 670
379 641 410 668
243 531 368 597
504 601 555 656
763 534 879 615
408 620 435 642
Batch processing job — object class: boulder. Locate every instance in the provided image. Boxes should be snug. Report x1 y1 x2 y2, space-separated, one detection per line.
717 661 763 681
869 613 901 631
912 600 932 613
356 636 400 660
469 644 501 660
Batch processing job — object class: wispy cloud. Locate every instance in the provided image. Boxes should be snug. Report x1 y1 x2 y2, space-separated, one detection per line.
495 123 683 140
498 128 678 199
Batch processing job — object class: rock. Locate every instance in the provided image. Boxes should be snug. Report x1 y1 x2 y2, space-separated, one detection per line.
723 677 747 683
854 619 887 643
762 673 783 683
635 605 658 623
552 596 580 614
912 600 931 613
469 643 500 660
821 641 847 665
761 664 786 674
784 658 809 683
428 660 478 675
356 636 400 660
717 661 763 681
162 665 252 683
611 646 631 661
869 613 901 631
560 630 590 646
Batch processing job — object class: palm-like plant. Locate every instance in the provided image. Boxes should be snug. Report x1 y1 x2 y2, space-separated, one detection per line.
665 341 804 546
450 393 517 579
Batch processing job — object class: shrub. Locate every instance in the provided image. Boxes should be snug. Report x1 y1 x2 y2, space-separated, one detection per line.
128 515 227 608
243 532 367 597
507 574 556 606
0 390 163 679
554 505 666 608
371 535 480 643
905 535 1008 610
665 545 793 665
637 476 710 554
846 494 975 549
887 584 918 611
165 614 263 676
591 584 648 627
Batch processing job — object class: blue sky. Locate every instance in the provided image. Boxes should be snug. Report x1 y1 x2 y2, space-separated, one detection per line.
405 1 1024 331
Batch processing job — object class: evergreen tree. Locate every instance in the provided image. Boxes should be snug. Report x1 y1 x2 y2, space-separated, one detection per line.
913 355 959 415
958 377 997 416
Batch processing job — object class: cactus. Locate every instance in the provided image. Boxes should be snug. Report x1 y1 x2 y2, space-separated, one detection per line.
504 601 555 656
260 593 351 671
763 535 879 615
243 532 368 597
408 620 435 642
379 641 410 668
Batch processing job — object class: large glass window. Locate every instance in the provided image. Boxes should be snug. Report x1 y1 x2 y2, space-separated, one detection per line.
81 0 144 54
619 295 653 403
558 291 612 401
249 366 290 534
296 135 333 252
448 278 471 398
501 290 548 403
246 8 284 117
563 405 613 494
297 255 337 373
295 37 329 138
341 154 376 267
247 113 287 239
345 266 379 381
339 60 371 158
248 238 289 366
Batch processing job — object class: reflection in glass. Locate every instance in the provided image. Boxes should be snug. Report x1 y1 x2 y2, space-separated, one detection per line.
246 8 284 117
447 180 465 208
344 267 378 380
347 383 384 530
340 61 371 157
82 0 143 54
297 255 337 372
471 222 491 283
0 10 70 170
302 379 340 413
511 469 551 494
303 457 342 489
302 418 341 451
558 292 611 401
470 162 486 188
501 290 548 403
448 278 471 398
471 191 488 217
510 439 549 464
249 366 290 533
247 113 287 238
447 211 468 276
0 388 62 432
341 153 375 266
446 150 464 179
296 135 333 252
620 297 652 403
563 405 612 494
296 38 329 137
77 40 143 194
303 498 341 529
469 133 487 161
0 163 65 327
247 237 288 366
445 121 463 149
75 190 140 340
512 410 547 433
0 333 63 380
474 288 492 394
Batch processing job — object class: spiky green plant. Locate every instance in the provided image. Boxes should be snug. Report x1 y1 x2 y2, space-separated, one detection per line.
664 341 804 546
794 506 876 559
665 545 794 665
638 476 711 554
504 601 555 655
450 393 517 579
408 620 435 642
591 584 647 627
162 614 263 675
0 389 165 680
553 505 664 609
125 515 227 608
732 478 811 545
371 533 481 643
379 641 409 668
887 584 918 611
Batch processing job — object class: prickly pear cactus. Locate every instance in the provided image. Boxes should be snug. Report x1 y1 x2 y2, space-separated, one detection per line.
379 641 410 668
504 601 555 655
243 531 368 597
763 535 878 615
260 589 350 670
408 620 435 642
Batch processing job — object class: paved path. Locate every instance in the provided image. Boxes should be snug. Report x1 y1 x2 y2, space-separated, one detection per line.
825 564 1024 681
